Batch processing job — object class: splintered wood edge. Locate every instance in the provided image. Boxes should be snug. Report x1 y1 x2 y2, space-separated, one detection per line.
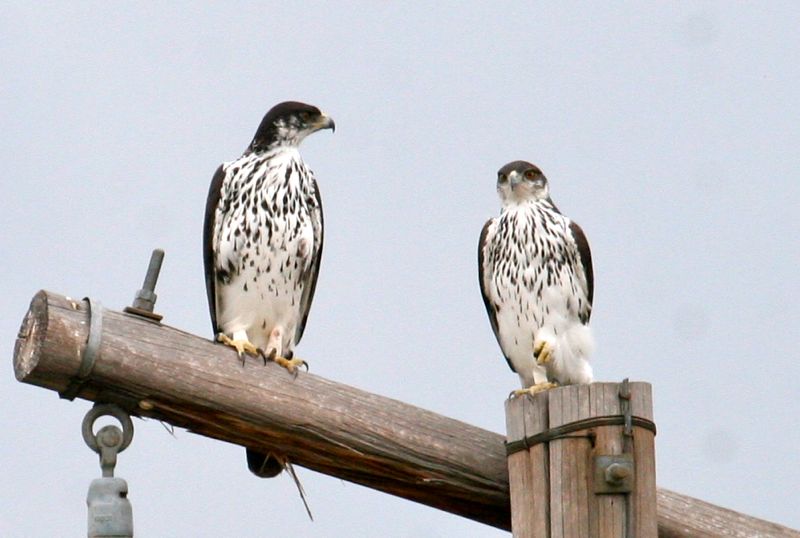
13 290 48 381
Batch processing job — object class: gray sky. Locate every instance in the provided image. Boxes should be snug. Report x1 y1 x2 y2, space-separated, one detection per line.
2 2 799 536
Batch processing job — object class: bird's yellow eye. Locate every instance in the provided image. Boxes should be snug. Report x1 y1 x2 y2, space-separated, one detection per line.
524 170 537 180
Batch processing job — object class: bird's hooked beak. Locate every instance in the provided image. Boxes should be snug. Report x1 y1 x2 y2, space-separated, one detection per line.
508 171 522 189
314 113 335 133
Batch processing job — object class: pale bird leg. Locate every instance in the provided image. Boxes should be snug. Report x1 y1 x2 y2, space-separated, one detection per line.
260 326 308 375
534 339 553 366
508 381 559 399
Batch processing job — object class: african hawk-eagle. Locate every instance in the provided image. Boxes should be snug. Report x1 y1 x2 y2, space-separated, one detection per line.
203 101 334 476
479 160 594 396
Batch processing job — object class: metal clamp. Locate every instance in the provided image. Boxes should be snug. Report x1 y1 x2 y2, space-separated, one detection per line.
595 378 637 495
60 298 104 401
619 377 633 438
82 404 134 477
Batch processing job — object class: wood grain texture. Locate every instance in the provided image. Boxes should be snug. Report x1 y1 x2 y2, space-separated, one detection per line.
633 384 658 537
13 290 800 536
657 489 800 538
506 392 550 537
14 290 509 529
506 383 657 538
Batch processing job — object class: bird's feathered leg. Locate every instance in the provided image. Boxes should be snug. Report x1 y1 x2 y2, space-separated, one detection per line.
262 327 308 375
217 330 260 366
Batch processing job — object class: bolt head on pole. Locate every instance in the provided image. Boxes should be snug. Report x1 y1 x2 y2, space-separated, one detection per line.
594 454 634 494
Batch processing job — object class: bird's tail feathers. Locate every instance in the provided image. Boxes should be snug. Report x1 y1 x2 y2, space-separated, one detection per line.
285 461 314 521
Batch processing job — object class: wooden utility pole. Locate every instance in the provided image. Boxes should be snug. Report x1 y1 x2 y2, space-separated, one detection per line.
13 290 800 537
505 383 657 538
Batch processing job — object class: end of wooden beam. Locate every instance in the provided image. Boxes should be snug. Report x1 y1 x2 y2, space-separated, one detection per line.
14 290 50 383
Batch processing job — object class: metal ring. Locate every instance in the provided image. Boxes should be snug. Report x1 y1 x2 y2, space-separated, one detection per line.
77 297 103 378
82 404 134 454
60 298 104 400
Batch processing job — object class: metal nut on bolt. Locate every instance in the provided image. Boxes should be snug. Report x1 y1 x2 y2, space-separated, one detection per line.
594 454 634 494
98 426 122 448
605 462 631 484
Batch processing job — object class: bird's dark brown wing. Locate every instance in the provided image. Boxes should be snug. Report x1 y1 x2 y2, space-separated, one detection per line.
294 178 323 344
568 220 594 323
203 164 225 334
478 218 516 373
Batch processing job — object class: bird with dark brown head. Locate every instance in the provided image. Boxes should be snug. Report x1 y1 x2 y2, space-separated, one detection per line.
204 100 333 496
250 101 335 152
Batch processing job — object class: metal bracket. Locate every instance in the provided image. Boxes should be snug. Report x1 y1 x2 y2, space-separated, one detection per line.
60 298 104 401
619 378 633 438
595 379 637 495
594 453 634 494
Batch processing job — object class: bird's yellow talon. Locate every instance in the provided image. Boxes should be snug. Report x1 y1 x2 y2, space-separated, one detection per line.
534 340 552 365
272 356 307 375
217 334 260 357
509 382 559 399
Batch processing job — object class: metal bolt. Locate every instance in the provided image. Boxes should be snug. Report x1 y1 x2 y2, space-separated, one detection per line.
133 249 164 312
605 462 631 484
98 426 122 448
124 248 165 321
595 454 634 494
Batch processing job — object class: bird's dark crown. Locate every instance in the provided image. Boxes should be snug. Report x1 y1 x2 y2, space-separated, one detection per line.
498 160 545 179
250 101 329 151
496 160 555 207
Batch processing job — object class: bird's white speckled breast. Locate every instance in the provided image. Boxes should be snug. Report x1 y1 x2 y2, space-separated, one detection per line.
213 148 318 350
487 202 586 374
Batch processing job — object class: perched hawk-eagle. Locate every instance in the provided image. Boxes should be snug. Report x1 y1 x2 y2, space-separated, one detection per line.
204 101 334 477
479 161 594 396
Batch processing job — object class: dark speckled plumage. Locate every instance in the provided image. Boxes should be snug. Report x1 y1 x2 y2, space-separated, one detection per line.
479 161 594 389
203 101 333 478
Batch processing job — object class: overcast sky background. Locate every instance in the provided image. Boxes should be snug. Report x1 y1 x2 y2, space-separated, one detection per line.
2 2 799 536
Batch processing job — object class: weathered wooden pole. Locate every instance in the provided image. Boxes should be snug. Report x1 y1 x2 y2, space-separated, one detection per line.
505 382 657 537
13 290 800 536
14 290 511 529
